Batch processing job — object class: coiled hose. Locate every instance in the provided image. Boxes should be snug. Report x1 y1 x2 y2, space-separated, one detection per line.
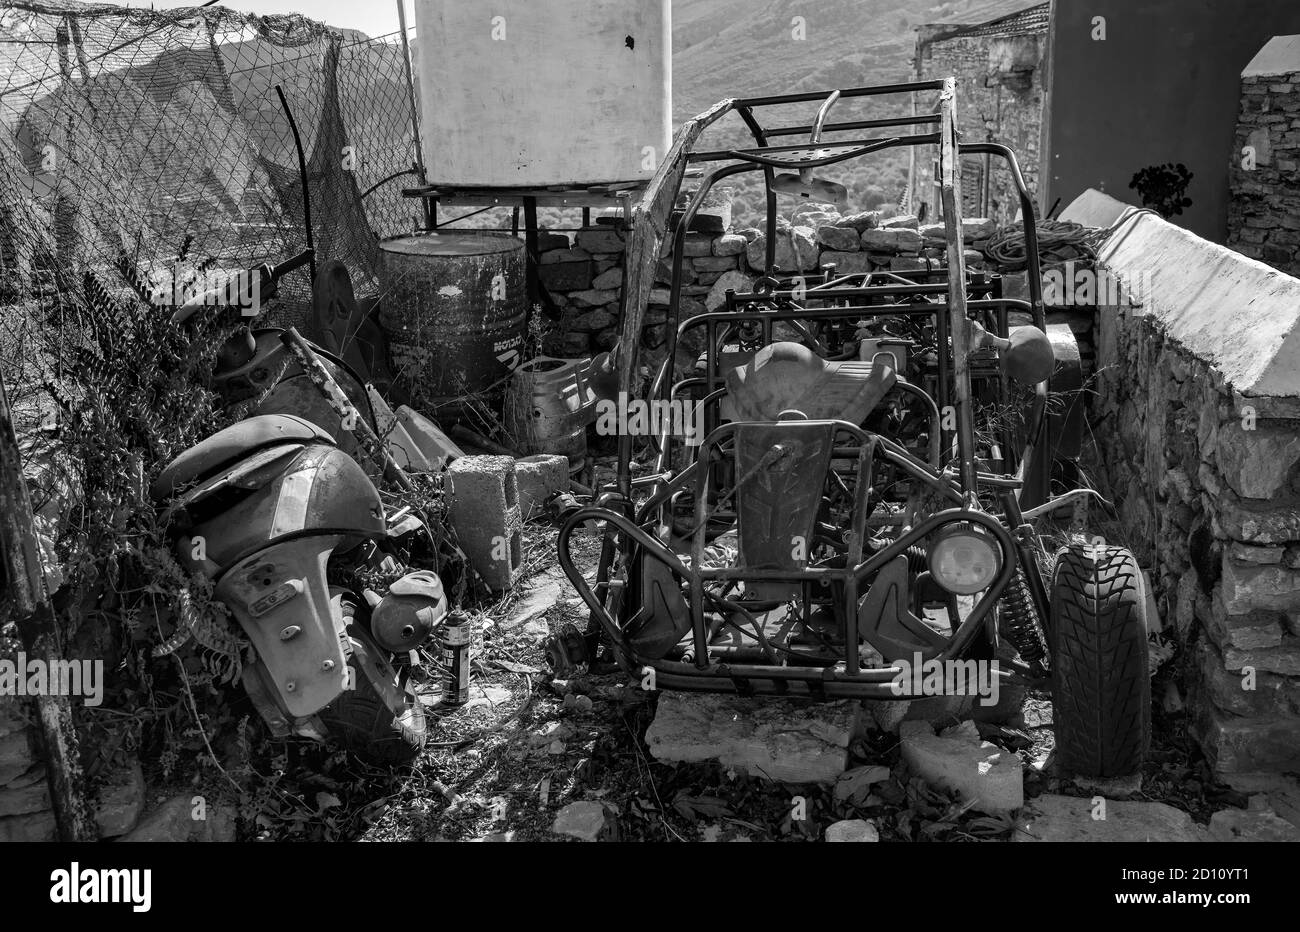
981 219 1102 272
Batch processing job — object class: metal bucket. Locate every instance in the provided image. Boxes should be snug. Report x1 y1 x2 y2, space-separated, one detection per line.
378 232 527 419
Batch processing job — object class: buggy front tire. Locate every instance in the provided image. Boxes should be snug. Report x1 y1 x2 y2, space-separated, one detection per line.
1048 543 1150 778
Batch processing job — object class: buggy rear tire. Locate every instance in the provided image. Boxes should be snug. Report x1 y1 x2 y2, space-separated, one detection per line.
1048 543 1150 778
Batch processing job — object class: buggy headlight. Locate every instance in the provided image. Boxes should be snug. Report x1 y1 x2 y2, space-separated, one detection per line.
928 523 1000 595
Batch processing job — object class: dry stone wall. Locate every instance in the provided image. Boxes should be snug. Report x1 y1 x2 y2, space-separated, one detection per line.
536 201 1005 379
0 697 55 841
1096 301 1300 775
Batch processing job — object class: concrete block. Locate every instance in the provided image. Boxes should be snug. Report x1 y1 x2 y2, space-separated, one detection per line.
515 454 569 519
1016 794 1205 842
447 456 523 592
645 692 866 784
900 720 1023 813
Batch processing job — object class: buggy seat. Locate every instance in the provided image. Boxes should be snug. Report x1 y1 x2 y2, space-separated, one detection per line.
722 341 895 424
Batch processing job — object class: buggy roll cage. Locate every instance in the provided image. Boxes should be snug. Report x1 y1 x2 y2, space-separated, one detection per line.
610 77 1050 507
551 79 1066 695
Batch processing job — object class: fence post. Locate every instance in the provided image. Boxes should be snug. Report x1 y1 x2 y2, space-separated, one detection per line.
0 377 98 841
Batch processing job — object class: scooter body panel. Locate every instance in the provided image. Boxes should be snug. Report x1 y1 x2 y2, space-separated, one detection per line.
183 443 386 574
216 535 349 718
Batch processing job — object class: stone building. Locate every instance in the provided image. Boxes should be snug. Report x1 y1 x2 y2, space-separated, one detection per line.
1227 35 1300 277
908 1 1050 225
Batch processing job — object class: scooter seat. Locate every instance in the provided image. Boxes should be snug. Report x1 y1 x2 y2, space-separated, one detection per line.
152 414 334 501
722 341 895 424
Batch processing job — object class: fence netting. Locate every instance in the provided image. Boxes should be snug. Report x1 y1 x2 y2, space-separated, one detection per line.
0 0 419 397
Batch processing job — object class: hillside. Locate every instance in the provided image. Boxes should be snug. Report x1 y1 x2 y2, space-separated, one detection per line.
671 0 1029 221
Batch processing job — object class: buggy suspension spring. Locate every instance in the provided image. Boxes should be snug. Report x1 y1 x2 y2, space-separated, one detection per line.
998 566 1048 666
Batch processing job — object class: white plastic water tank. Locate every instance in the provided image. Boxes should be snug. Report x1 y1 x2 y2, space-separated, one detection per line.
413 0 671 187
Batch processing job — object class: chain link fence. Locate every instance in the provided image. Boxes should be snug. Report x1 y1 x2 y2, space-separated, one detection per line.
0 0 420 399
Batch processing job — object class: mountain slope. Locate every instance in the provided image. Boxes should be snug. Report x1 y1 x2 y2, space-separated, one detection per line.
670 0 1029 218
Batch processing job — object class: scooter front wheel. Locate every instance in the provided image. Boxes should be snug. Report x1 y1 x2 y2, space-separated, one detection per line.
317 600 427 763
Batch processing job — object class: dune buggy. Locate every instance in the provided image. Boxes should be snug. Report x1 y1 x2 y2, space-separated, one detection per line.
549 80 1149 778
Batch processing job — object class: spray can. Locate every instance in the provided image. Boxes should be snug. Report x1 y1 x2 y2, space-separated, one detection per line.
438 611 471 706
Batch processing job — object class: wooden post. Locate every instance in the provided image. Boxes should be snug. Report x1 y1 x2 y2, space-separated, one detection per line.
938 77 979 503
0 378 98 841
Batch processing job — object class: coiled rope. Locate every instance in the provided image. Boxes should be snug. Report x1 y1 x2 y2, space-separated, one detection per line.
982 209 1161 273
982 219 1100 272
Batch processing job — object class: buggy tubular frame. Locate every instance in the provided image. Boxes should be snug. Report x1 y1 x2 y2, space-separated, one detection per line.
559 78 1070 697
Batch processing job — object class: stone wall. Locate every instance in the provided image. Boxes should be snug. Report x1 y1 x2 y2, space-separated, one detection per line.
538 203 1002 373
0 698 55 841
1227 52 1300 277
912 18 1048 224
1095 307 1300 775
1065 189 1300 779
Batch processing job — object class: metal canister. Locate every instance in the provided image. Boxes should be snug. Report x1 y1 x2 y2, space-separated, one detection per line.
437 611 471 706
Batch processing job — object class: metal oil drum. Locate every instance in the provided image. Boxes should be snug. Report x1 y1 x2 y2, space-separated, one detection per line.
378 232 526 419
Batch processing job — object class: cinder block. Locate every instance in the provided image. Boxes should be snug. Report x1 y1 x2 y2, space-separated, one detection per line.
515 454 569 519
447 456 523 592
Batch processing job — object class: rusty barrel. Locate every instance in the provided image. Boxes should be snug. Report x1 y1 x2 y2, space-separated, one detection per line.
378 232 526 420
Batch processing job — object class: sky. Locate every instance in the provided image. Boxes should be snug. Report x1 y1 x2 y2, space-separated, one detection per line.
119 1 412 40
